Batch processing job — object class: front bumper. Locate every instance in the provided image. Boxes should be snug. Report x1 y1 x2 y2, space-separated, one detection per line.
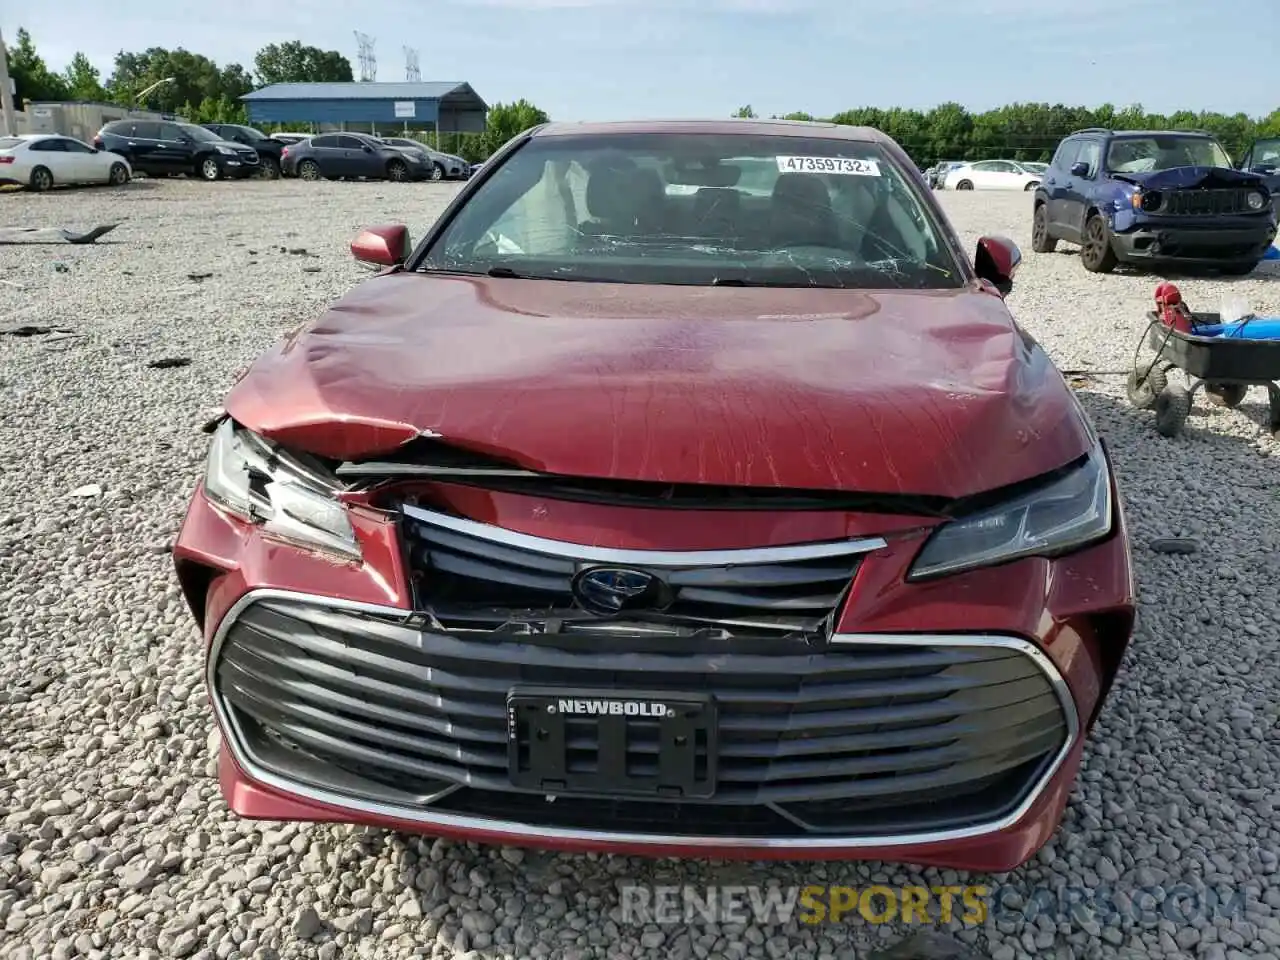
1112 221 1276 264
176 475 1135 870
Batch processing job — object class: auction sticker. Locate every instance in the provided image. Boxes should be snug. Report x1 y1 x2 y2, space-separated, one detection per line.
776 156 880 176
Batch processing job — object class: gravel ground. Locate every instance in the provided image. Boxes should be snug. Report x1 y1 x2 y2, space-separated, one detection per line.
1 178 1279 960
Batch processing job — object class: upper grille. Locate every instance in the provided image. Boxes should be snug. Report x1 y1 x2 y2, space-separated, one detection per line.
212 595 1073 839
400 505 882 639
1161 188 1254 216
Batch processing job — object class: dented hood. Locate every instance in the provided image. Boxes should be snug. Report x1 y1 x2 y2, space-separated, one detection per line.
1111 165 1268 190
224 273 1093 499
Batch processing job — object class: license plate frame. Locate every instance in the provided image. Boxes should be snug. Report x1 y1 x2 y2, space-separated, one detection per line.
506 686 717 800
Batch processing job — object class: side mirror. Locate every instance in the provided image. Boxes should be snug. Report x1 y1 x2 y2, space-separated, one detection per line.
362 145 374 153
975 236 1021 297
1069 161 1090 178
351 224 411 267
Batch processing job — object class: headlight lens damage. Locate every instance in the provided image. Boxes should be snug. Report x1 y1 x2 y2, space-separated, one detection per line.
909 441 1113 580
203 418 361 560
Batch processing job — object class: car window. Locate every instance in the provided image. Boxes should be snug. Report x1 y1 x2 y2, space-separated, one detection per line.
1075 141 1101 176
1051 140 1080 170
1106 135 1232 173
1251 138 1280 165
32 138 67 152
62 138 94 154
311 135 339 148
422 132 962 290
131 122 162 140
159 123 188 141
336 136 365 149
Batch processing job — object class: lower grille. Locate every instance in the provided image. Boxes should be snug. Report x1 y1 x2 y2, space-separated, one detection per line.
212 594 1074 840
1162 188 1252 216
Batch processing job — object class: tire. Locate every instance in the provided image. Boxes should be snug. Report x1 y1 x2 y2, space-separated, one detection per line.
198 156 221 181
1205 382 1248 408
298 160 320 181
430 163 445 181
1154 383 1191 437
955 180 974 191
1080 214 1118 273
386 159 408 182
1031 203 1058 253
1218 261 1257 276
1025 180 1039 191
29 166 54 192
258 157 281 180
1126 363 1168 410
108 163 130 186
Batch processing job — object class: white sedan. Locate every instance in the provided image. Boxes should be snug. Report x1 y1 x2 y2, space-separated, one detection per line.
0 134 132 191
943 159 1042 191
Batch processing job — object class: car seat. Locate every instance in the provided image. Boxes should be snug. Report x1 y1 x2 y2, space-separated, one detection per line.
770 174 838 248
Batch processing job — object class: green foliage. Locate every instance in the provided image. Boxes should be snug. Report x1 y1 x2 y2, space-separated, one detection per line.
253 42 353 86
733 105 757 119
63 53 108 102
104 47 252 117
6 28 70 102
476 99 550 157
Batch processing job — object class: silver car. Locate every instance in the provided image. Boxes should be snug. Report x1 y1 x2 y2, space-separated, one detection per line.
379 138 470 180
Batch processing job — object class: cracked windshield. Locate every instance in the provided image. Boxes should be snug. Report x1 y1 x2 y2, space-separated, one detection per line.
1105 134 1234 173
423 133 961 288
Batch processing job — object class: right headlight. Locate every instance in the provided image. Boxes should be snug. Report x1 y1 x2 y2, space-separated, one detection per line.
203 418 361 561
1246 191 1267 212
907 440 1113 581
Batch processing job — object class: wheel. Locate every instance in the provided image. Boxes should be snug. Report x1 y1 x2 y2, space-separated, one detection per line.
108 163 130 186
1080 214 1118 273
955 180 974 191
298 160 320 181
1031 203 1058 253
198 156 221 181
1218 261 1257 276
258 157 281 180
29 166 54 191
1025 180 1039 191
1126 363 1168 410
430 163 445 181
1154 383 1191 437
387 160 408 182
1205 382 1248 408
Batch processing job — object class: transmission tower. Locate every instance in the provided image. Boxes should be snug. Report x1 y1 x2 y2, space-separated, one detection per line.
404 47 421 82
354 31 377 82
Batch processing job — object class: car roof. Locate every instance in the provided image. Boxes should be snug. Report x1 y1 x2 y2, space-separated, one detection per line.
529 117 892 144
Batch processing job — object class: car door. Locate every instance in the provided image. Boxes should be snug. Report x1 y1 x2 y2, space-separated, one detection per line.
25 138 71 181
306 136 341 177
1043 139 1080 232
125 122 167 174
1061 139 1102 242
965 161 996 188
988 161 1020 189
56 137 98 181
158 123 198 175
337 135 374 177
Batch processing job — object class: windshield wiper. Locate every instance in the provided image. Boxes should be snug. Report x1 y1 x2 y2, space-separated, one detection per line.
710 275 846 288
486 266 526 279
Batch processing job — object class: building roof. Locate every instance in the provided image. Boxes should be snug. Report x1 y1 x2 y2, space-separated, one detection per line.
242 82 481 103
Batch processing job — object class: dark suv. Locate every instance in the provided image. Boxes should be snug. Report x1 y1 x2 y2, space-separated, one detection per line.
204 123 286 179
1032 128 1276 275
95 120 260 181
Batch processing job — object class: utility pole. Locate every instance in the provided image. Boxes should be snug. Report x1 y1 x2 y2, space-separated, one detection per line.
0 28 17 137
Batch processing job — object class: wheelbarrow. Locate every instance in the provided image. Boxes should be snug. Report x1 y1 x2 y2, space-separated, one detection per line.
1126 284 1280 438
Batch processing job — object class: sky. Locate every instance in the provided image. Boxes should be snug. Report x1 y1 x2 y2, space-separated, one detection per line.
6 0 1279 123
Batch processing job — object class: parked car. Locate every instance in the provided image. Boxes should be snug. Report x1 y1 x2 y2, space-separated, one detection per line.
1021 161 1049 175
943 160 1041 191
927 160 964 189
270 133 313 146
1032 128 1277 274
203 123 286 179
94 119 260 181
279 132 433 182
378 137 470 180
175 117 1135 870
1235 136 1280 219
0 134 131 191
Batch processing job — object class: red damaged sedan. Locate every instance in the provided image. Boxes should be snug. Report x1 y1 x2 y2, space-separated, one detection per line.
174 119 1135 871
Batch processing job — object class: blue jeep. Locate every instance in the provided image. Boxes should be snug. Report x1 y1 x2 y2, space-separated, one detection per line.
1032 128 1277 275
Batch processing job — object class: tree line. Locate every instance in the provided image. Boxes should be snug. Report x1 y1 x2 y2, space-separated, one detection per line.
6 27 1279 166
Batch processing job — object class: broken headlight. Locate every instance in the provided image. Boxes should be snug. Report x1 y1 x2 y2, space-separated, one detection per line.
203 418 361 560
907 440 1113 581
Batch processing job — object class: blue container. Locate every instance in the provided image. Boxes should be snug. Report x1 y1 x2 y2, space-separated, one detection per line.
1191 317 1280 340
1264 246 1280 261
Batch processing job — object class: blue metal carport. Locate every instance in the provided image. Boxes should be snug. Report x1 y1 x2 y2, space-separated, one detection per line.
241 82 488 136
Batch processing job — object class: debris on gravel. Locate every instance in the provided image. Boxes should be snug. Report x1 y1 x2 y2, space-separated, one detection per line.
2 181 1279 960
